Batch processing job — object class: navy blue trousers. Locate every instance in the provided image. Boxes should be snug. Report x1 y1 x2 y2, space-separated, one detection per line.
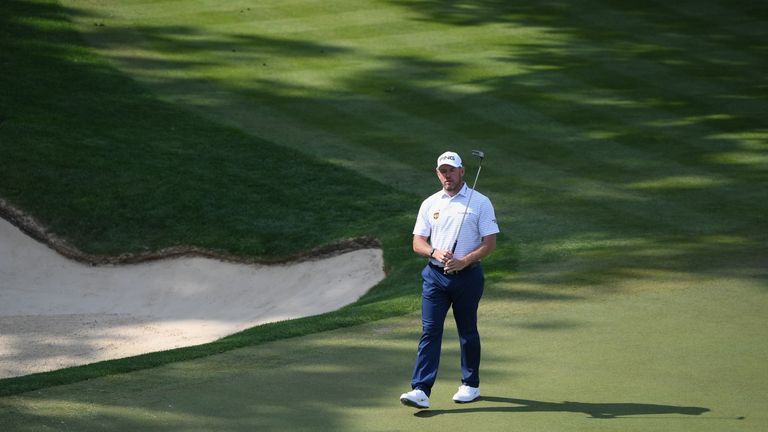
411 263 484 396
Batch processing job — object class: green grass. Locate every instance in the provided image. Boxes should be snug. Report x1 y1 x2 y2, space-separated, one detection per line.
2 280 765 431
1 0 767 429
0 0 422 394
0 0 416 258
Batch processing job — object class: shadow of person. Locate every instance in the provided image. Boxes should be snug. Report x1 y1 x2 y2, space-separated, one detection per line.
415 396 710 419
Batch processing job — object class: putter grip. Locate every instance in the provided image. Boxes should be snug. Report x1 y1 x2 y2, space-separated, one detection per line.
445 240 459 274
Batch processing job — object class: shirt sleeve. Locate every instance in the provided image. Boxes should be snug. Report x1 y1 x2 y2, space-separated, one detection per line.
478 197 500 237
412 198 433 237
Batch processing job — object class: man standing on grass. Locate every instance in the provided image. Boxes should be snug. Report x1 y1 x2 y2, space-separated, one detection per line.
400 151 499 409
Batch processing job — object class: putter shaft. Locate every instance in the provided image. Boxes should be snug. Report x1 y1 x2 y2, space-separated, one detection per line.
445 150 484 274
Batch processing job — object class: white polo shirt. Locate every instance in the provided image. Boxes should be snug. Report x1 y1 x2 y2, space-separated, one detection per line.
413 183 500 266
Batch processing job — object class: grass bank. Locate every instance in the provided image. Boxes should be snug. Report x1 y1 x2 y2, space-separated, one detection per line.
0 0 421 395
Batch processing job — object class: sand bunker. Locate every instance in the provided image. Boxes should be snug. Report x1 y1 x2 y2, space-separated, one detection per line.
0 217 384 379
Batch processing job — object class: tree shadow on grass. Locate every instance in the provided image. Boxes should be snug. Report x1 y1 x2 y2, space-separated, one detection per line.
3 0 767 409
5 0 766 284
416 396 710 419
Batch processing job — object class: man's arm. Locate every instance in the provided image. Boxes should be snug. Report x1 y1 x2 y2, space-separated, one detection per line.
413 235 454 263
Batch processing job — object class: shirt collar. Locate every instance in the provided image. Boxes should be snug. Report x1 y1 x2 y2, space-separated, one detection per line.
441 183 468 199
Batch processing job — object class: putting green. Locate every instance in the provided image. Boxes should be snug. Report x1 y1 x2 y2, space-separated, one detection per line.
1 273 764 431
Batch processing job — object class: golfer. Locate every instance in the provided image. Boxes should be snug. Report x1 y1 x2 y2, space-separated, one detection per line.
400 151 499 409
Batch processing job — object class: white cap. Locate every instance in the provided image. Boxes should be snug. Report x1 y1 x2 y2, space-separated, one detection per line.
436 151 462 168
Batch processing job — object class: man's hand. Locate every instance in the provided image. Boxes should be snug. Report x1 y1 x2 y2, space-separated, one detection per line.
443 256 466 273
433 249 452 264
443 234 497 274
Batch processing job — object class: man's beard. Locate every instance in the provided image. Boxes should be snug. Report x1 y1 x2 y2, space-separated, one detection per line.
443 181 461 192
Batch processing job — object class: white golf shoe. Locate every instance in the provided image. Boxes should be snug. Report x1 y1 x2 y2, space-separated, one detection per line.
400 389 430 409
452 384 480 403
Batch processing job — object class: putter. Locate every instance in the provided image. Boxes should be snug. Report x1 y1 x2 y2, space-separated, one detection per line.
446 150 485 274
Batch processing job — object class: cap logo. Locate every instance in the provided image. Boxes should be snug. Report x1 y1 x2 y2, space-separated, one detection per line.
436 151 462 168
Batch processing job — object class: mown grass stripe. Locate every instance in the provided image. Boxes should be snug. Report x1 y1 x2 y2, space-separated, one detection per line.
276 81 747 239
652 0 768 38
378 80 762 233
67 0 768 282
88 0 760 240
249 18 545 48
172 6 415 34
522 60 767 167
562 3 768 90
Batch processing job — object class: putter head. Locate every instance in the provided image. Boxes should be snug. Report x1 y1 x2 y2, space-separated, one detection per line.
471 149 485 159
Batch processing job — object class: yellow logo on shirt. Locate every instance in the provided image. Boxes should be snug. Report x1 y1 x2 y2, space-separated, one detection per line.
433 212 440 220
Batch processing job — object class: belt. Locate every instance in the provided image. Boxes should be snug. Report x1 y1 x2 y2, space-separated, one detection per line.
428 261 480 273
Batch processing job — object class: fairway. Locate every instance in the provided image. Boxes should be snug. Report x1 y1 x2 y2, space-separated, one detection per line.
1 0 766 431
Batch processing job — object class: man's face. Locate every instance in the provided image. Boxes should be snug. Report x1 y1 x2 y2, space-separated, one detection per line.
436 164 465 195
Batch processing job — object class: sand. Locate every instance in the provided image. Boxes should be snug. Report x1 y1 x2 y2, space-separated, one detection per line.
0 218 384 378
